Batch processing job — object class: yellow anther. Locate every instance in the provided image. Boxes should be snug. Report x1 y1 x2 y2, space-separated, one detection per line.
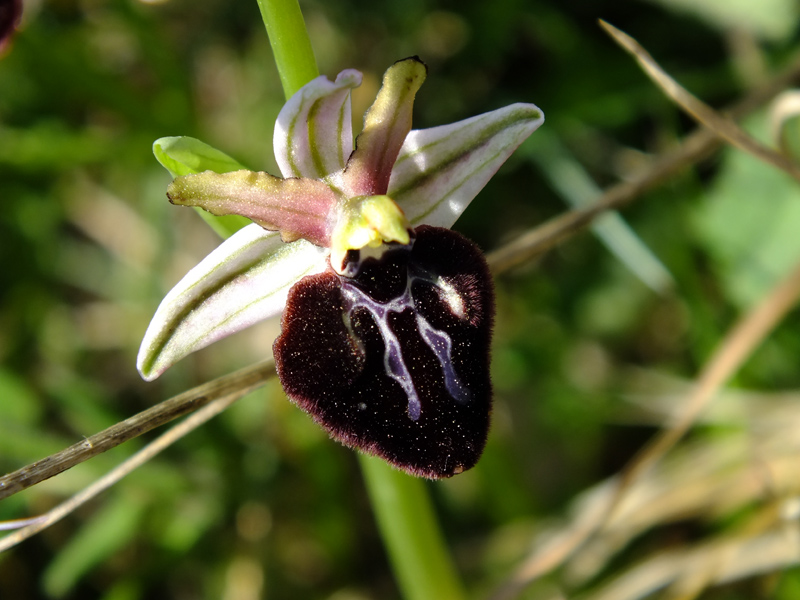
330 195 411 273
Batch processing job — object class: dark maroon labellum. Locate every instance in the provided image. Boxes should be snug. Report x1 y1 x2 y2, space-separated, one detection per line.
274 225 494 478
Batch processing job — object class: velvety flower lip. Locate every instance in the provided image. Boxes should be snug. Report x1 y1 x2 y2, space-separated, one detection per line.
274 224 495 478
137 57 544 383
137 56 543 477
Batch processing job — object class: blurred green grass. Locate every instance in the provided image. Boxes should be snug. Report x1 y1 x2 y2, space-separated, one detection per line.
3 0 800 598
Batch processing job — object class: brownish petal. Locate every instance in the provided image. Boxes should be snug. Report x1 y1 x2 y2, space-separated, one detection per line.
343 57 427 197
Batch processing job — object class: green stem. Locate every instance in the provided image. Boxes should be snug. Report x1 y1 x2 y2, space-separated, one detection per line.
256 0 319 98
360 454 467 600
257 2 466 598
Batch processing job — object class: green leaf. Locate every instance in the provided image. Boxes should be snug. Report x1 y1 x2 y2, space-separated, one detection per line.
694 112 800 308
153 136 253 238
152 136 248 177
647 0 798 42
0 368 42 424
43 494 147 598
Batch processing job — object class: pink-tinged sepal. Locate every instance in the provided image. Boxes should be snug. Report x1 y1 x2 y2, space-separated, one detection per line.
167 170 338 246
153 136 253 237
274 69 362 179
137 224 327 381
343 57 428 197
389 103 544 228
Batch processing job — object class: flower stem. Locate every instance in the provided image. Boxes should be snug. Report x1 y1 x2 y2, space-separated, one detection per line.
256 0 319 98
257 2 466 598
360 454 467 600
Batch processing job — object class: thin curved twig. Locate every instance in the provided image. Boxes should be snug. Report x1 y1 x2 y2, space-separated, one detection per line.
599 21 800 184
489 30 800 600
0 382 251 552
491 259 800 600
488 42 800 275
0 359 275 502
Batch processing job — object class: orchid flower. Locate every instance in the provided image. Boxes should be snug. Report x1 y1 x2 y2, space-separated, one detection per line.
138 57 543 478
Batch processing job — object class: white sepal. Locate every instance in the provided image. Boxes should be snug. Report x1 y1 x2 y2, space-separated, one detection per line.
137 224 328 380
388 103 544 228
274 69 362 180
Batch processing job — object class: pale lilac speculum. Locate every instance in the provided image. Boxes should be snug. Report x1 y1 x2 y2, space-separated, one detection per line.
137 56 544 478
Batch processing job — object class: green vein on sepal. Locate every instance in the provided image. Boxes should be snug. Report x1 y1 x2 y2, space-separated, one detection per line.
392 106 542 199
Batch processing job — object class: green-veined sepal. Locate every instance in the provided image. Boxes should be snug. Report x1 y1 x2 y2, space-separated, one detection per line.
388 103 544 228
137 224 328 381
273 70 362 180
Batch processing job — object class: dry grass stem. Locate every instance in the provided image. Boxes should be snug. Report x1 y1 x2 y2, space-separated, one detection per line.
0 384 247 553
505 375 800 600
492 248 800 600
612 259 800 510
486 48 800 275
579 520 800 600
0 516 46 531
566 434 800 584
0 359 275 502
599 20 800 184
488 44 800 598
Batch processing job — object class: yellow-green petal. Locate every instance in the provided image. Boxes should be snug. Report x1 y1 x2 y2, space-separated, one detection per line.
344 57 427 197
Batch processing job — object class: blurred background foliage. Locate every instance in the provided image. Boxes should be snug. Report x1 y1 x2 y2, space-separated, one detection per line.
2 0 800 598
